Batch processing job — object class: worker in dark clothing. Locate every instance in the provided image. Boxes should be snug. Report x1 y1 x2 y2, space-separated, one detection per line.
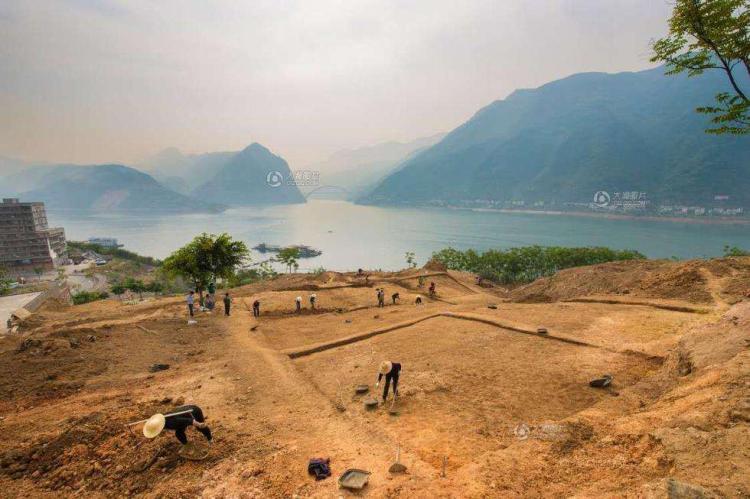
142 404 212 445
223 293 232 316
252 299 260 318
391 292 399 304
376 361 401 402
415 296 423 305
429 282 436 297
310 293 317 310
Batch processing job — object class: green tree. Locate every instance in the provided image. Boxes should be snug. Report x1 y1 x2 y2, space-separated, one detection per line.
277 247 300 273
651 0 750 134
111 283 126 301
162 233 250 295
124 278 146 300
33 266 44 282
723 244 750 256
405 251 417 268
0 266 12 296
146 281 164 295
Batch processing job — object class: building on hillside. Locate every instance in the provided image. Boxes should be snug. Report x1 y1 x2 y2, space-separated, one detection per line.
87 237 122 248
0 198 67 273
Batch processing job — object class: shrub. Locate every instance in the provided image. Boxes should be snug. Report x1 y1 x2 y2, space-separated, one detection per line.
723 245 750 257
432 245 645 285
73 291 109 305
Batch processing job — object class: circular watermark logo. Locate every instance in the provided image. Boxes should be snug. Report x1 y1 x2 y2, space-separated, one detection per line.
266 170 284 188
593 191 611 207
513 423 530 440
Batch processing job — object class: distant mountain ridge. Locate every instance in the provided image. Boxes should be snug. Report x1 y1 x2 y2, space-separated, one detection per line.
360 66 750 209
307 133 445 199
1 164 223 213
191 143 305 205
139 148 235 194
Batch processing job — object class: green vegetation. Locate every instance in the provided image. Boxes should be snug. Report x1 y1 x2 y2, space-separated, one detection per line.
405 252 417 268
0 266 12 296
432 246 645 284
277 247 300 273
72 290 109 305
67 240 161 266
162 233 250 293
723 244 750 256
110 283 126 300
651 0 749 135
310 267 327 276
254 243 322 258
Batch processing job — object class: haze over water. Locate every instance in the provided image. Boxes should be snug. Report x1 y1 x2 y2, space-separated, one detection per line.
47 200 750 271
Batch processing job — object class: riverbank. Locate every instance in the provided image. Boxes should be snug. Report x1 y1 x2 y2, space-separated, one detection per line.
470 207 750 225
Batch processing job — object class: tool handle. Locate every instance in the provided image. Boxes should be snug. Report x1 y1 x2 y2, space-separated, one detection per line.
125 409 195 427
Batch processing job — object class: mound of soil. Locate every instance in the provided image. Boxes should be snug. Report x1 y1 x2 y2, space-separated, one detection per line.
509 259 734 304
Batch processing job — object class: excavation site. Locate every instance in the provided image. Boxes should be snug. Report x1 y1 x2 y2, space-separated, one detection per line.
1 259 749 497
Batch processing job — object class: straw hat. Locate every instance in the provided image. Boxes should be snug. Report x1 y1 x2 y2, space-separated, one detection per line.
379 361 392 375
143 413 166 439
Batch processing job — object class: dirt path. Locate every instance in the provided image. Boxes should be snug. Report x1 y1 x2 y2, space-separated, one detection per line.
199 307 446 497
697 266 731 310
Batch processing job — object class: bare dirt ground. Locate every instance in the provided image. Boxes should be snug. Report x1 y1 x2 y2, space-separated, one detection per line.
0 258 749 497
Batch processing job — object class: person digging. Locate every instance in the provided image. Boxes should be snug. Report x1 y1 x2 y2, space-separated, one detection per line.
141 404 213 446
376 361 401 404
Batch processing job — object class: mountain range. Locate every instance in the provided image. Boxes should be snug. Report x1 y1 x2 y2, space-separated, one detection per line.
0 164 223 213
138 148 236 195
0 143 306 212
305 133 445 200
360 66 750 208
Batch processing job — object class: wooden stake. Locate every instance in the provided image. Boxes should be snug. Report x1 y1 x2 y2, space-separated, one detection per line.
441 456 447 478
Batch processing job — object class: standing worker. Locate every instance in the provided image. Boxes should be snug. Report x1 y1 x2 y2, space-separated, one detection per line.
310 293 317 310
429 282 436 297
295 296 302 313
376 361 402 403
186 290 195 317
223 293 232 316
142 405 212 445
377 288 385 308
252 299 260 318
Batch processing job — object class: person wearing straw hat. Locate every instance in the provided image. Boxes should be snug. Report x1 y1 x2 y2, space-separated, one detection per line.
142 405 212 445
375 361 401 403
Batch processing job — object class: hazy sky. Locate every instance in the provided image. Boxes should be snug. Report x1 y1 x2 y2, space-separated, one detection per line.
0 0 672 168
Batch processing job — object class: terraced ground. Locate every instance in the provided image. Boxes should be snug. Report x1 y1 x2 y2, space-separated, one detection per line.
0 258 748 497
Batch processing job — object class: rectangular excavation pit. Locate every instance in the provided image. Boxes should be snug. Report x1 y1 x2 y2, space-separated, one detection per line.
293 317 658 465
469 302 708 356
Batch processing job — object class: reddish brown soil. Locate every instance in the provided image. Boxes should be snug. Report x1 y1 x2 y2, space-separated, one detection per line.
0 261 748 497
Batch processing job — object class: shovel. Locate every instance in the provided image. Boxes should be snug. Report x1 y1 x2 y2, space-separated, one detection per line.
388 444 407 474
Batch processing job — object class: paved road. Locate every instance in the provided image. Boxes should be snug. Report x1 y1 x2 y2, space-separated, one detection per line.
0 292 41 334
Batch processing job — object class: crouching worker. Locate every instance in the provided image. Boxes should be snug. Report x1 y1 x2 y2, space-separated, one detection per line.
142 405 212 445
376 361 401 403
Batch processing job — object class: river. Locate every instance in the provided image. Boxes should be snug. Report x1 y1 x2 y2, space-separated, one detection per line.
47 200 750 271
